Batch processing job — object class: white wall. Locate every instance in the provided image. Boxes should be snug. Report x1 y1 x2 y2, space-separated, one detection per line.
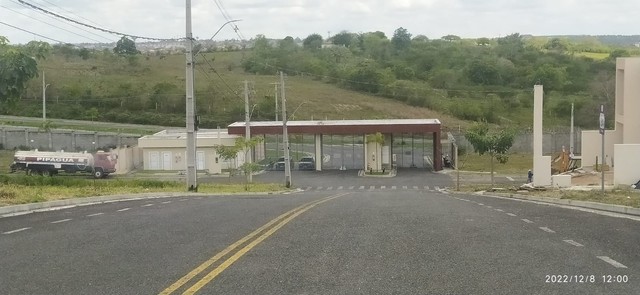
581 130 621 167
614 144 640 185
617 58 640 144
113 146 142 174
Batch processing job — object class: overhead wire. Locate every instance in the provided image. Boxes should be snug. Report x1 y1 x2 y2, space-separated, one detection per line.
16 0 180 41
211 0 245 41
197 52 241 98
37 0 107 29
1 4 106 43
8 0 114 43
0 21 68 44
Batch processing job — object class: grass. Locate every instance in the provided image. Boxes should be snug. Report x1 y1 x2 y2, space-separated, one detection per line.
575 52 610 60
0 174 285 206
0 150 13 174
0 120 159 135
458 153 532 174
458 184 640 208
22 51 470 130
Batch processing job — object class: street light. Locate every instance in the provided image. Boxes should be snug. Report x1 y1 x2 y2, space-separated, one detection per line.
193 19 242 57
289 101 309 120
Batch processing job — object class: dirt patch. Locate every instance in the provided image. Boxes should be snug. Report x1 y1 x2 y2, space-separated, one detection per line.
570 170 614 186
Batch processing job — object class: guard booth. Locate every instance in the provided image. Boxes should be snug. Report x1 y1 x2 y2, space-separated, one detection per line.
227 119 443 171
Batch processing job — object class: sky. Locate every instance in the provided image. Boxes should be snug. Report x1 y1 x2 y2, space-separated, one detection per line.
1 0 639 45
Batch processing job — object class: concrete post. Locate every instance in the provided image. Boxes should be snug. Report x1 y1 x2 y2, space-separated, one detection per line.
533 85 552 186
314 134 322 171
48 131 53 150
0 127 5 149
71 131 76 151
433 131 442 171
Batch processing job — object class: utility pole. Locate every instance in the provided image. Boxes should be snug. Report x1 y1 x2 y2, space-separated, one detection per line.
270 82 279 158
281 71 292 188
570 102 574 155
42 71 49 122
185 0 197 191
599 104 605 195
269 82 279 121
244 80 252 182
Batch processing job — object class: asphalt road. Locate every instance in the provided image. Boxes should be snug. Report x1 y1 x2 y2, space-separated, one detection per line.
1 171 639 294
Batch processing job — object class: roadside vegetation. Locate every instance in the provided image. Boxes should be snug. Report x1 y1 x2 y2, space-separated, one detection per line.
458 153 532 174
0 119 158 135
0 175 285 206
459 184 640 208
3 32 639 132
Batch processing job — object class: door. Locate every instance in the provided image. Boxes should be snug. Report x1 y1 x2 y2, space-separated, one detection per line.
162 151 172 170
149 151 160 170
196 151 205 170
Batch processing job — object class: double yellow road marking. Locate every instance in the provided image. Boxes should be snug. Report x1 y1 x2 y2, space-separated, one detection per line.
159 193 347 295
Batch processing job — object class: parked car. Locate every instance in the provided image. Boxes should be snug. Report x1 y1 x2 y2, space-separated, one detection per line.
274 157 294 171
298 157 315 170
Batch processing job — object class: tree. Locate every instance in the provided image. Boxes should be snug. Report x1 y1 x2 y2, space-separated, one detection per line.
303 33 323 50
23 41 51 60
331 31 355 47
609 49 630 59
391 27 412 52
0 37 39 104
236 137 263 190
544 38 569 52
464 122 516 187
412 35 429 43
476 37 491 46
215 143 241 180
441 35 461 42
113 36 140 55
366 132 385 173
529 64 567 92
466 58 501 85
215 137 263 189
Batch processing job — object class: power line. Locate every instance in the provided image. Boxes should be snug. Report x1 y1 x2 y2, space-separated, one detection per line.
1 5 105 43
8 0 114 43
195 64 236 98
211 0 245 41
0 21 68 44
16 0 180 41
37 0 106 29
197 52 241 97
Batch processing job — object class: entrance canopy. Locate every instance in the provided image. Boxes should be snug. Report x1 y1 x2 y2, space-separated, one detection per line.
227 119 443 171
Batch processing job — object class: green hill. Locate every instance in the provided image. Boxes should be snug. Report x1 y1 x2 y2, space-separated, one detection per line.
12 49 469 130
6 32 640 131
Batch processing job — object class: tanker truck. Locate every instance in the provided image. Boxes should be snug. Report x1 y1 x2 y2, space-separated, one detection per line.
9 150 117 178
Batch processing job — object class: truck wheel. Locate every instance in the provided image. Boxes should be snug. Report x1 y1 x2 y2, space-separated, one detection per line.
93 169 104 179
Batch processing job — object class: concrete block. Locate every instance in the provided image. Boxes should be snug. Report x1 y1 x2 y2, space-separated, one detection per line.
552 175 572 188
533 156 552 186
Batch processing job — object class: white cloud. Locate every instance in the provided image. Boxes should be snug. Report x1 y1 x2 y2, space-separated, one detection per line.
1 0 638 44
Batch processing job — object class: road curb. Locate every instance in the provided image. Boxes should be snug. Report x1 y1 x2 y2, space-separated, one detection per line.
0 190 292 217
456 191 640 217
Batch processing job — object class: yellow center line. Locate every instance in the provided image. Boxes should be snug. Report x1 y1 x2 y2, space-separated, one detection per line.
158 193 346 295
182 193 346 295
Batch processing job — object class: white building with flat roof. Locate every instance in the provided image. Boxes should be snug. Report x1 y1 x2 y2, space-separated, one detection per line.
137 129 241 173
581 57 640 185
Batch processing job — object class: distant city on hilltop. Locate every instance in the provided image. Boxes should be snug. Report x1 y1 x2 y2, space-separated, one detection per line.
74 35 640 53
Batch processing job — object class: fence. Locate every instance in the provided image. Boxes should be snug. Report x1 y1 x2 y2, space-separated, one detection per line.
0 126 140 152
447 129 582 155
